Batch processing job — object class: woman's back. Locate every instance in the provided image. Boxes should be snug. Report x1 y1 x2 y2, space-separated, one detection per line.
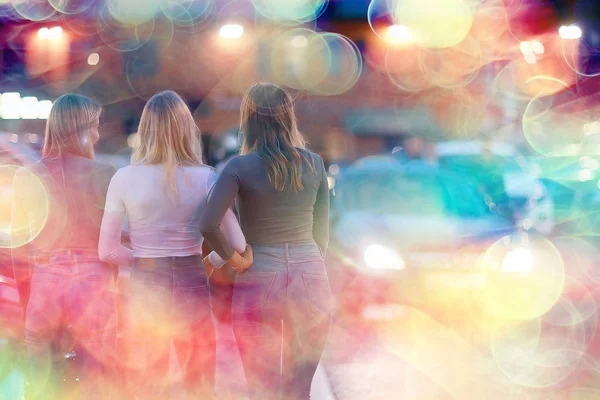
202 149 329 256
16 154 116 255
106 164 214 257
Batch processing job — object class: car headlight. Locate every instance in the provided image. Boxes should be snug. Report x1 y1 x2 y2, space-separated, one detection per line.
501 247 534 274
364 244 406 270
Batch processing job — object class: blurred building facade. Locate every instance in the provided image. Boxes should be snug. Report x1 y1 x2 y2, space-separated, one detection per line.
0 0 595 163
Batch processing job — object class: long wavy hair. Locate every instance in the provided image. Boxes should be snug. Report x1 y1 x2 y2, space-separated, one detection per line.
42 94 101 160
132 90 203 202
240 83 311 192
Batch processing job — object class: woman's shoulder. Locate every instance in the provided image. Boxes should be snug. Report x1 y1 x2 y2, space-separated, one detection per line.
92 159 119 177
181 164 216 178
106 165 132 184
224 153 260 169
298 149 324 167
232 152 260 162
303 149 322 160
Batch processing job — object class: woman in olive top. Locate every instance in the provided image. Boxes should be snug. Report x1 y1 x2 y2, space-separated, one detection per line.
201 83 331 400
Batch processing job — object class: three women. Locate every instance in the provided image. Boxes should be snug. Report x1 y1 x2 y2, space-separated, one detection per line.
18 83 331 400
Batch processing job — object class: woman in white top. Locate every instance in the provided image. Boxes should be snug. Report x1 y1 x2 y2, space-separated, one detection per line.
98 90 251 399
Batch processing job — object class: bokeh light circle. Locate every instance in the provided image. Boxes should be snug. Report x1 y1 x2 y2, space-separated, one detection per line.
48 0 95 14
253 0 328 24
305 33 363 96
64 14 100 35
270 28 331 91
385 45 431 92
492 59 572 105
106 0 160 25
97 5 155 52
160 0 213 26
11 0 57 21
417 35 483 89
1 165 49 249
491 316 585 388
522 90 589 156
561 38 600 78
492 61 538 105
470 0 508 43
393 0 473 49
479 235 564 321
544 284 597 329
553 236 600 285
377 306 497 399
367 0 396 42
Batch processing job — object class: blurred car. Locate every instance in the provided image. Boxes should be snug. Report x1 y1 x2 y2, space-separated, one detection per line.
436 141 555 235
529 155 600 243
327 156 517 336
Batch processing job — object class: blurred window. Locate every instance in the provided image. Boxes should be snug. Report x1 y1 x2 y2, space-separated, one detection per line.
341 173 445 215
438 154 515 202
440 178 489 219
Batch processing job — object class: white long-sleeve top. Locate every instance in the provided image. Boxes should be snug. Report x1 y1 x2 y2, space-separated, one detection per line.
98 164 245 267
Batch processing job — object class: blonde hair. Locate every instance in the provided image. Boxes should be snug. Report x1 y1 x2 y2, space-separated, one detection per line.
42 94 101 160
132 90 203 201
240 83 311 192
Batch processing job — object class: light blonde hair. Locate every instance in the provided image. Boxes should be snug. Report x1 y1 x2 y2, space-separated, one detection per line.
42 94 101 160
240 83 311 192
132 90 203 201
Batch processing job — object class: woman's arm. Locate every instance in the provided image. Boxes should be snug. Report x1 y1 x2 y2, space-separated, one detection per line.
99 169 134 265
204 170 247 268
313 156 330 256
200 160 241 261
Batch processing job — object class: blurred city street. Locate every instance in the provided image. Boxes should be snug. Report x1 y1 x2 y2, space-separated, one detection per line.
3 0 600 399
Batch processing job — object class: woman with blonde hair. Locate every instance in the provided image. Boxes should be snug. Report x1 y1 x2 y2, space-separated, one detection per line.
201 83 332 400
98 90 251 399
11 93 118 400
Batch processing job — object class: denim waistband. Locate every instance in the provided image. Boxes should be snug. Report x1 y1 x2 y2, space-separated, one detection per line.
133 254 203 269
251 242 322 258
33 249 103 265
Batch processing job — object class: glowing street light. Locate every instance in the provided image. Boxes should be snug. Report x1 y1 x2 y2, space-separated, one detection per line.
520 40 544 64
38 28 49 39
87 53 100 66
37 100 53 119
219 24 244 39
38 26 63 40
559 25 582 40
49 27 62 39
386 24 413 44
20 97 39 120
0 93 21 120
520 40 544 55
520 41 533 54
530 40 544 55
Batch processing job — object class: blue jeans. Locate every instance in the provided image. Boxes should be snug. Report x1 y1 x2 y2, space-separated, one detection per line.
232 243 333 400
124 255 215 400
25 253 117 400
